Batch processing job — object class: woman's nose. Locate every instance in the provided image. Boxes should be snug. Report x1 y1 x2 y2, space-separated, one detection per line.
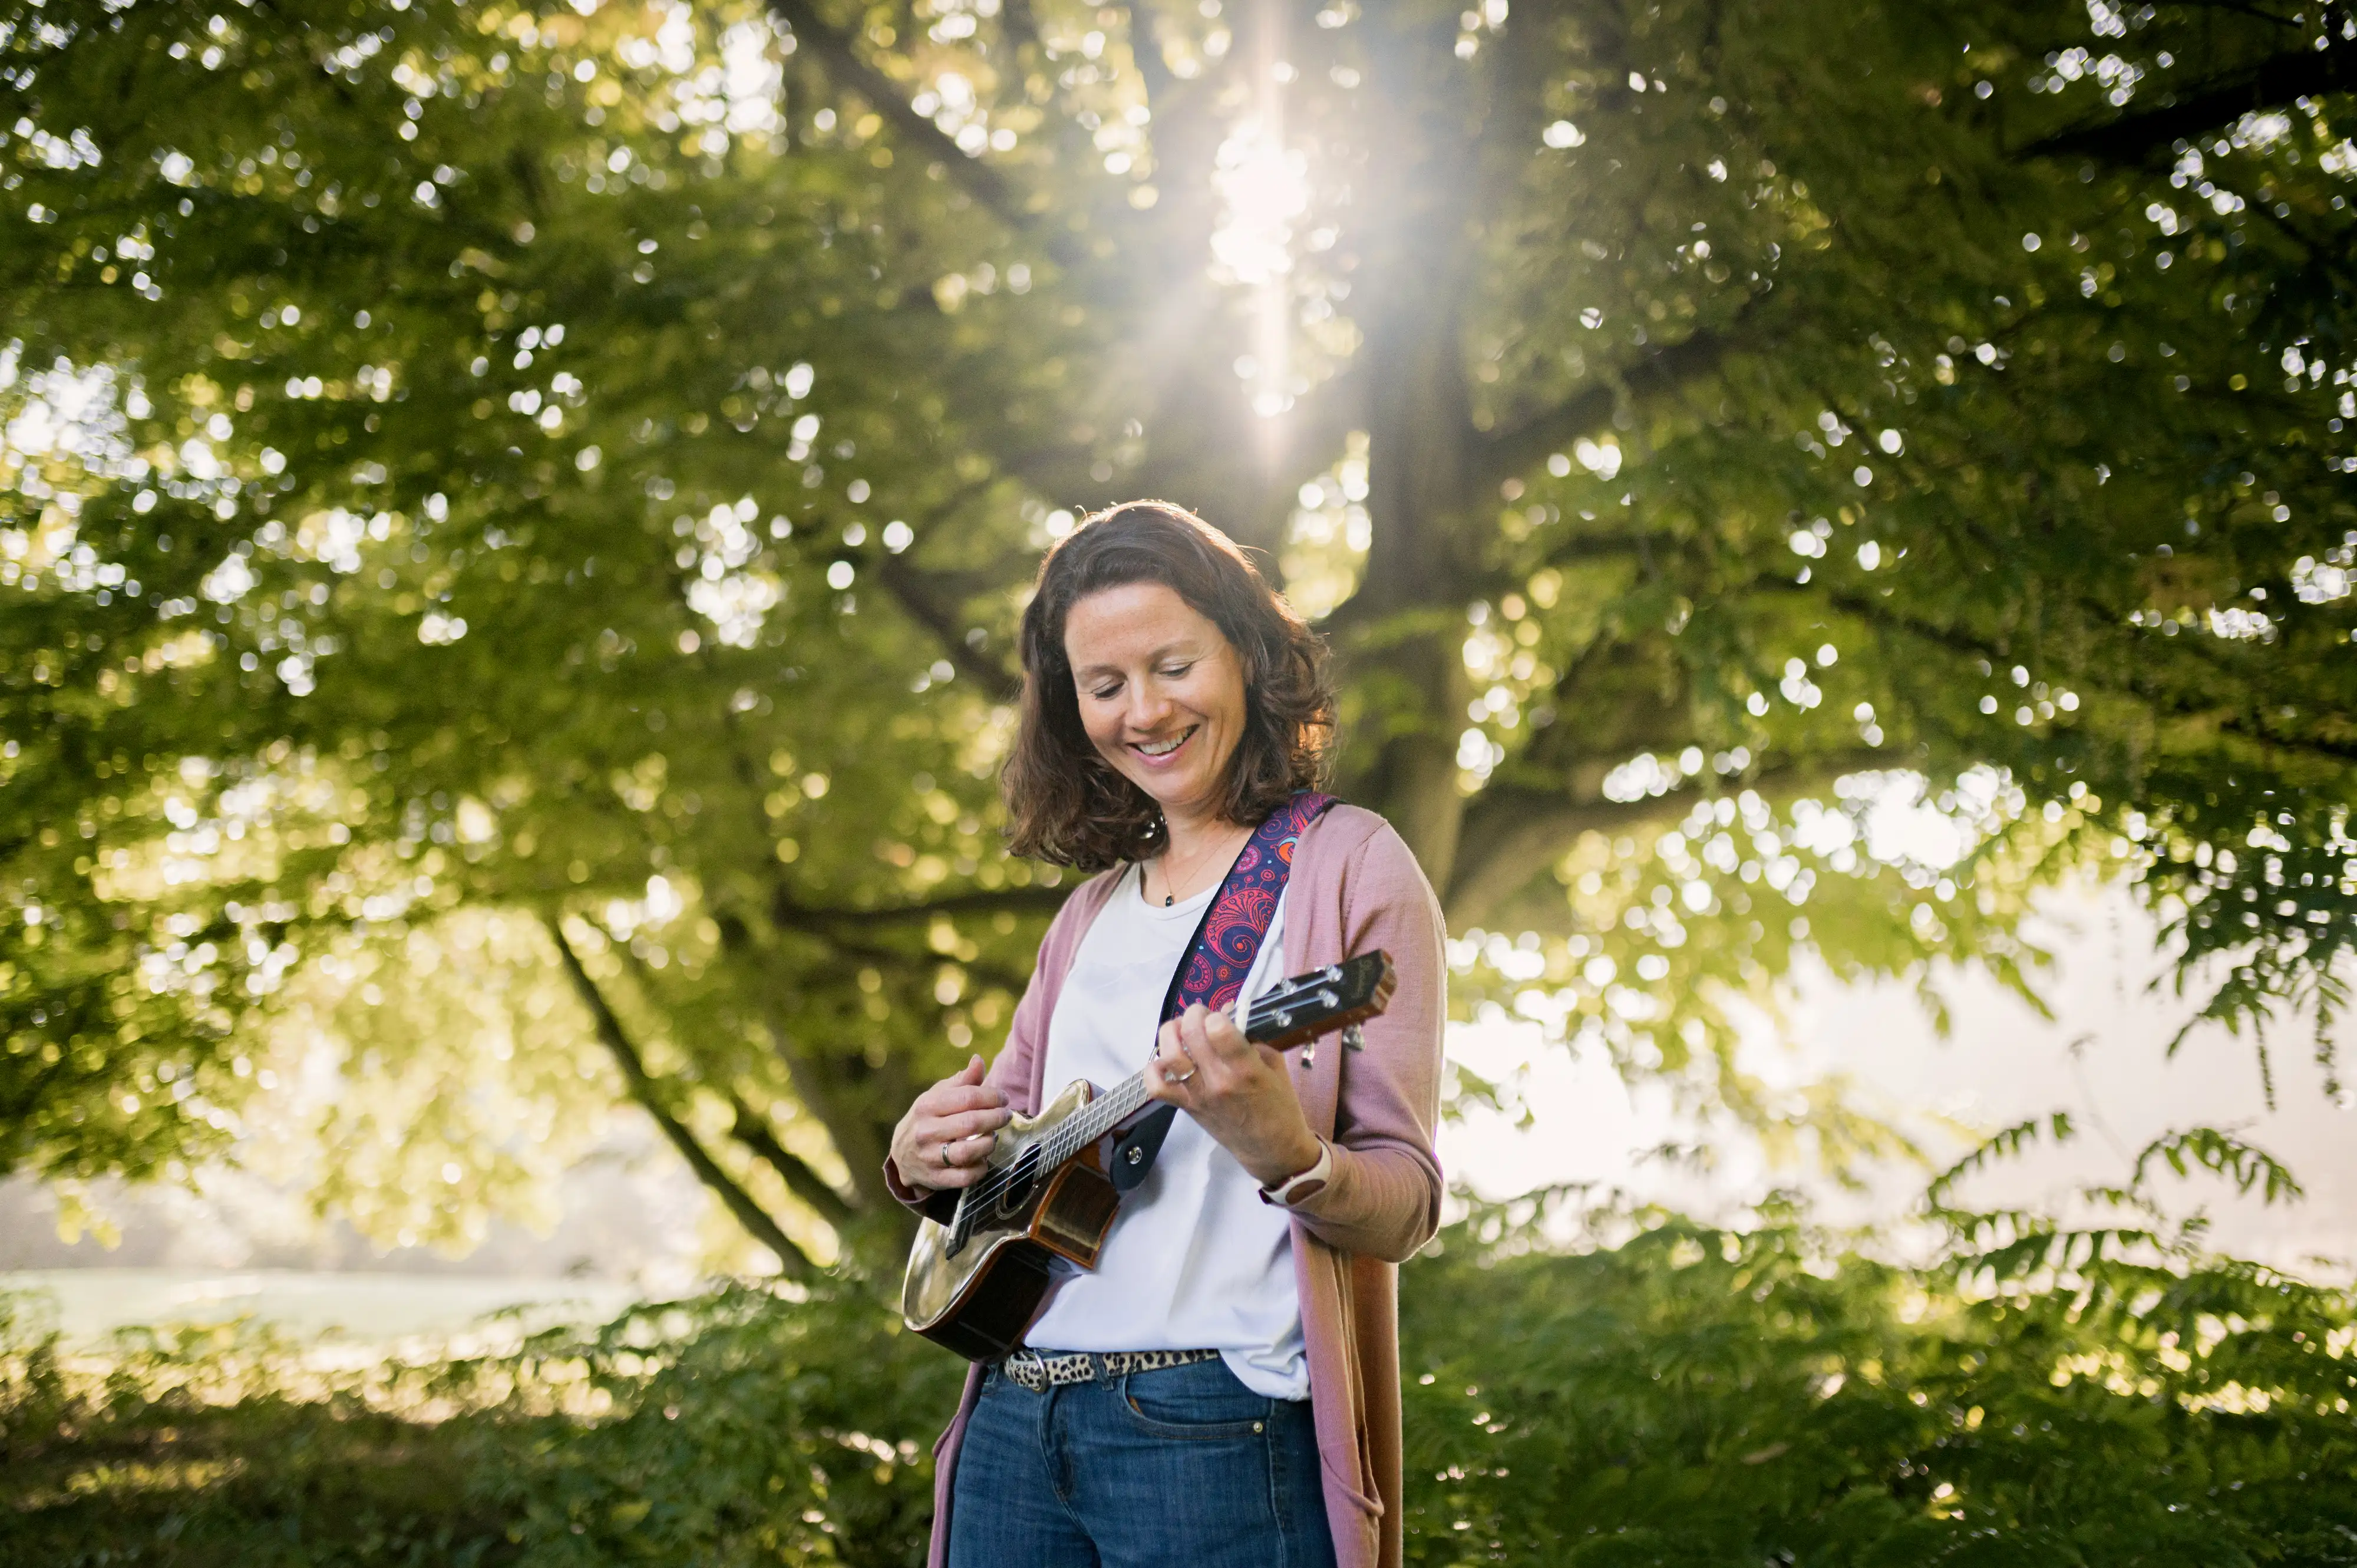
1124 683 1172 731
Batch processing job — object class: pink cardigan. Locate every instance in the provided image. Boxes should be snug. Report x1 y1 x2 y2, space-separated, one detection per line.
890 804 1447 1568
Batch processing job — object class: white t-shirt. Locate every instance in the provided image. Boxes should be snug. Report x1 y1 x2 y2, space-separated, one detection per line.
1022 864 1307 1399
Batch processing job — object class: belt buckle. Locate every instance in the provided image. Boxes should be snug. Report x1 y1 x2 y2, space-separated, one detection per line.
1001 1348 1047 1392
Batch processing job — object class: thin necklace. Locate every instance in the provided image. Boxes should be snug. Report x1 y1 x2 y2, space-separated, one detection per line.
1148 823 1243 906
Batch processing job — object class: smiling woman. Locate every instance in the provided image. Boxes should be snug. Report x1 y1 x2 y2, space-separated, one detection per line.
883 501 1448 1568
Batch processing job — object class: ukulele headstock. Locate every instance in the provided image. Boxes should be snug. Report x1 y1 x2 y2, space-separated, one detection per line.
1243 950 1396 1051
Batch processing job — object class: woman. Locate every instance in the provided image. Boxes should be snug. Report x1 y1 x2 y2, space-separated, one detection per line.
885 501 1445 1568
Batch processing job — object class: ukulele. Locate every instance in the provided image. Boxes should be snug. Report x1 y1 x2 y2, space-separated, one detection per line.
900 950 1397 1361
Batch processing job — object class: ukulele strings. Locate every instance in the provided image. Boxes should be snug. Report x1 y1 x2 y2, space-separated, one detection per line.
951 972 1328 1220
956 988 1276 1220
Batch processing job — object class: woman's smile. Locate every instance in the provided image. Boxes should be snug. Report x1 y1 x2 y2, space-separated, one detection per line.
1131 727 1196 762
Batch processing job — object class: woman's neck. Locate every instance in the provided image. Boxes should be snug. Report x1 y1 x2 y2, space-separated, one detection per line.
1157 807 1236 864
1143 808 1247 906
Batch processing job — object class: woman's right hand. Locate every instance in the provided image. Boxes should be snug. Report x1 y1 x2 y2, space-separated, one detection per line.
889 1054 1010 1191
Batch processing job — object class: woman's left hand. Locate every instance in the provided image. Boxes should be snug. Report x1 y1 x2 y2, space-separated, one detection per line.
1146 1002 1323 1188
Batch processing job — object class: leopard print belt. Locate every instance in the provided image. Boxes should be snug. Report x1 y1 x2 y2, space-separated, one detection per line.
995 1346 1222 1393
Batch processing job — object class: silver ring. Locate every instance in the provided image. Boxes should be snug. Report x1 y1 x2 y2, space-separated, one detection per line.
1161 1039 1198 1085
940 1141 953 1167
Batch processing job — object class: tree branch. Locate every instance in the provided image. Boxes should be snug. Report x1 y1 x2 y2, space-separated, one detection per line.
601 939 902 1216
1118 362 1371 564
769 881 1070 935
1119 0 1174 111
1469 0 1559 222
2165 1 2306 25
1530 532 1654 573
1445 748 1895 930
764 0 1033 230
2017 42 2355 166
871 552 1023 701
545 915 821 1278
708 906 905 1213
1444 789 1697 930
998 0 1045 58
1473 328 1741 495
1802 586 2357 777
727 1093 860 1225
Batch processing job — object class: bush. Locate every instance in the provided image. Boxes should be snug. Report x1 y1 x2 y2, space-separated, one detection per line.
0 1284 962 1566
1399 1214 2357 1566
4 1219 2351 1566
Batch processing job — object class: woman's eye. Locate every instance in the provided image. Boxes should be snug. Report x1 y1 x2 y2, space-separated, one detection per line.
1160 663 1194 679
1090 685 1120 701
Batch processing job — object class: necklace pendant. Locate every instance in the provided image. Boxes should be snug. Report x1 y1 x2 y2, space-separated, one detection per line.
1163 894 1173 906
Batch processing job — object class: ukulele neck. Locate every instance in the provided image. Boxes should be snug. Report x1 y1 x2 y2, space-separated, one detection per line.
1029 981 1298 1169
1044 1066 1157 1166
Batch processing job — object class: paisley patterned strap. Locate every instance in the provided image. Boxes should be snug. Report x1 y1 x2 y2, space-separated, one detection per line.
1108 792 1337 1193
1162 790 1337 1024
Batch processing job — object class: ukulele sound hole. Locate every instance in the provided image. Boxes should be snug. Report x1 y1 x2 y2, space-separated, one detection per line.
995 1146 1042 1218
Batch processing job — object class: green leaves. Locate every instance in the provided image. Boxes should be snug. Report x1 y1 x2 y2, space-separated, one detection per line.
2132 1125 2304 1207
1399 1209 2357 1567
0 1280 966 1566
4 0 2355 1262
6 1204 2350 1566
0 0 1060 1242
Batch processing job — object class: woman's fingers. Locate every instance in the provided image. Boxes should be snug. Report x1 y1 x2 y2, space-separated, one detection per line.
930 1105 1009 1143
1148 1006 1276 1108
930 1138 992 1187
1141 1003 1320 1184
1174 1005 1255 1091
919 1078 1005 1118
930 1127 997 1180
1199 1003 1250 1053
891 1055 1008 1192
1183 1002 1253 1064
1144 1052 1188 1101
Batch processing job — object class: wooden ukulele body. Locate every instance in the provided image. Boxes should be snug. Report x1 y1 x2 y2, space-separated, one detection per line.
901 1077 1125 1361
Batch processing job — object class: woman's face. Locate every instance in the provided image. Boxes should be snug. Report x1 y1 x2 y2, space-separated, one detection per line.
1063 580 1248 832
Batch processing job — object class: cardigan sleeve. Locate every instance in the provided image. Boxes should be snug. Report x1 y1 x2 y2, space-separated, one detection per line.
882 872 1105 1218
1288 824 1447 1263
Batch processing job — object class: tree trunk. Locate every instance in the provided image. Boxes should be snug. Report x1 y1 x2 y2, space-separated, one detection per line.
1328 8 1488 889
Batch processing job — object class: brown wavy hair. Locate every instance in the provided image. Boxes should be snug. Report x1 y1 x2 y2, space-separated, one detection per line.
1002 501 1336 871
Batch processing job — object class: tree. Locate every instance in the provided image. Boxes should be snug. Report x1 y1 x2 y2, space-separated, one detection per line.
2 0 2351 1267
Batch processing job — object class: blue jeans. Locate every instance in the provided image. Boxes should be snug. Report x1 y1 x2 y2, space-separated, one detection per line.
946 1356 1336 1568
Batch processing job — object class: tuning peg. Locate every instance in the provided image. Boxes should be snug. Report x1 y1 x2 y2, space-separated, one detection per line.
1342 1024 1365 1052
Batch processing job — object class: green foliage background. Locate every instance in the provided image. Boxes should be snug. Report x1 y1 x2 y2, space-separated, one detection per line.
3 0 2353 1266
5 0 2357 1557
6 1194 2356 1566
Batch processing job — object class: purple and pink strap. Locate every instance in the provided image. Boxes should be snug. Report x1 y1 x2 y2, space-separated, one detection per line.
1109 790 1336 1190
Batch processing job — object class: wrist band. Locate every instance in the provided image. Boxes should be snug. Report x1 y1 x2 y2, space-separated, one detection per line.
1258 1138 1332 1208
